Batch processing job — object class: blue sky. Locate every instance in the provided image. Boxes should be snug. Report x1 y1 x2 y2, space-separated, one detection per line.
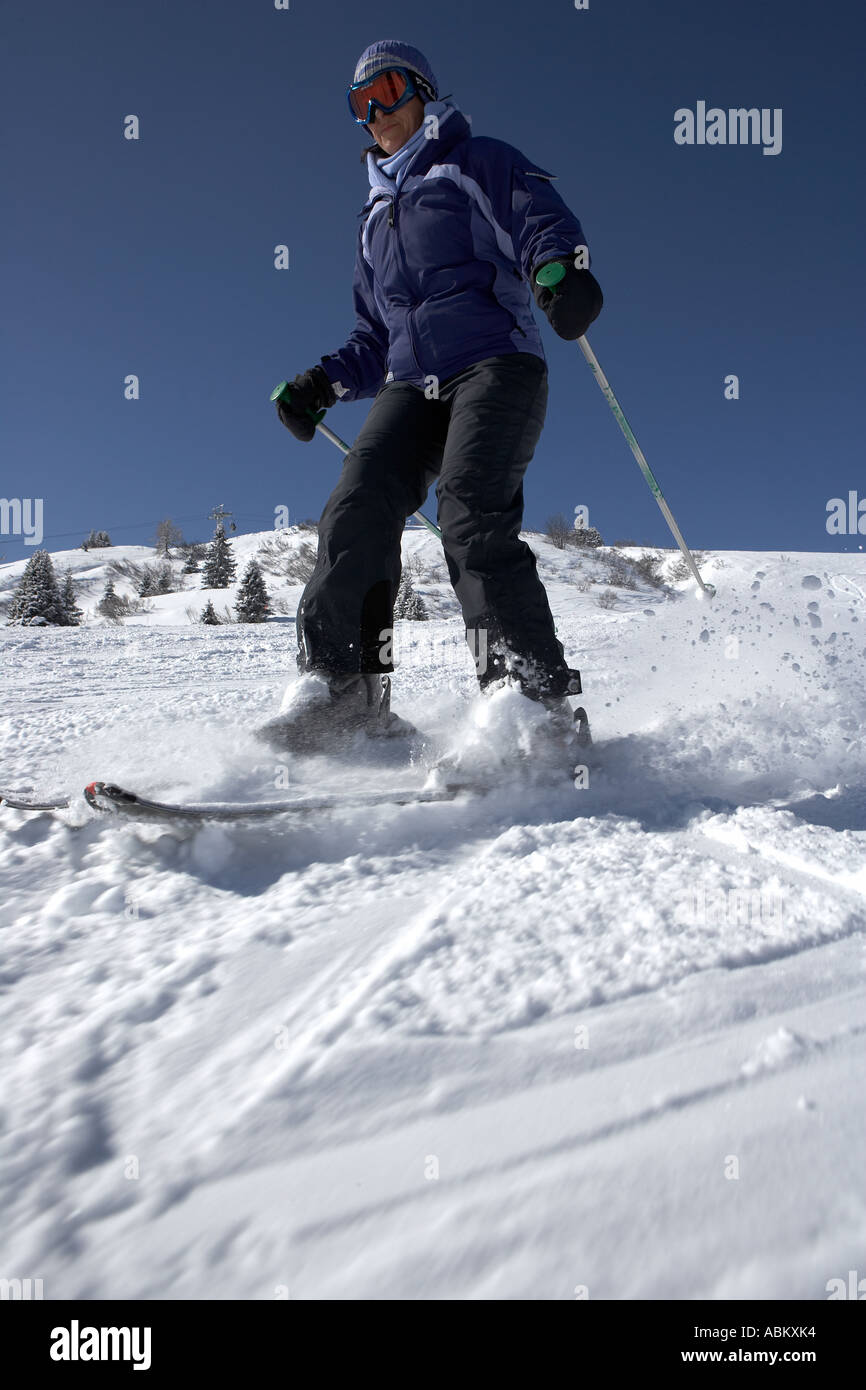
3 0 864 563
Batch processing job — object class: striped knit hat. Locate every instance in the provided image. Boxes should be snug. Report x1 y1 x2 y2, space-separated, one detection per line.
352 41 439 103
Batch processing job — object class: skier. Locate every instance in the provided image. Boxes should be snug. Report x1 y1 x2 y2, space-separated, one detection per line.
260 40 602 754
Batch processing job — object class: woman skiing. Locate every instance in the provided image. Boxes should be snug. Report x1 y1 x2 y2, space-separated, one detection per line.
261 40 602 753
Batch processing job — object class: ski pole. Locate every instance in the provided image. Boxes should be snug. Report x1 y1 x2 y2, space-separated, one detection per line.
270 381 442 541
535 265 715 597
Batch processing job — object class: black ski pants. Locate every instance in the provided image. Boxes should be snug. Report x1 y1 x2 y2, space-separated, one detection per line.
296 352 572 698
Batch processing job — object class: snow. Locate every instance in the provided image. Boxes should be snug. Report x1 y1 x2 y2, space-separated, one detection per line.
1 531 864 1299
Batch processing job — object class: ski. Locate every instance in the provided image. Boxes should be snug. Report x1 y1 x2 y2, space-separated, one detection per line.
1 708 590 823
0 790 71 811
81 780 465 821
1 782 467 820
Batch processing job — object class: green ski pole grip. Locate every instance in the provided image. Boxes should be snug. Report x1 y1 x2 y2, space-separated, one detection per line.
535 261 567 289
270 380 327 424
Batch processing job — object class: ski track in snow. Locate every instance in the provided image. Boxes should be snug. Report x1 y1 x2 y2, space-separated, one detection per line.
1 536 865 1298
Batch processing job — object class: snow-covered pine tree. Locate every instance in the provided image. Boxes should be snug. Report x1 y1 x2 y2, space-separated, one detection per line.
201 522 237 589
394 566 428 620
60 572 82 626
572 524 604 549
181 543 206 574
138 561 175 597
97 579 124 620
234 559 271 623
8 550 65 625
154 562 174 594
200 599 220 625
82 529 112 551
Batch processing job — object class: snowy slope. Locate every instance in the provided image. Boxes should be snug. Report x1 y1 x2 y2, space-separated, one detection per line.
0 533 864 1300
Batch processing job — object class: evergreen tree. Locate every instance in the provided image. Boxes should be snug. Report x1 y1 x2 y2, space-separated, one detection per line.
138 567 158 597
82 529 112 551
60 572 82 626
8 550 65 625
234 559 271 623
97 579 124 620
572 524 604 549
156 562 175 594
201 522 237 589
200 600 220 625
394 567 428 620
181 543 207 574
137 561 174 597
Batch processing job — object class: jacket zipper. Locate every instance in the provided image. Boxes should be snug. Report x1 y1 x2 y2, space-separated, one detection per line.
388 195 423 375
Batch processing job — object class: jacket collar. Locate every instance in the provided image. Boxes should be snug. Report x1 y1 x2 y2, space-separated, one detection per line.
361 102 471 211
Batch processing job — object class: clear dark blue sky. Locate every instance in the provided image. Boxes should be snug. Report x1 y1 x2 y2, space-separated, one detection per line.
3 0 864 562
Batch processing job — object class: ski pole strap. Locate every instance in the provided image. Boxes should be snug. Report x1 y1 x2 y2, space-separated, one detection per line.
270 380 328 426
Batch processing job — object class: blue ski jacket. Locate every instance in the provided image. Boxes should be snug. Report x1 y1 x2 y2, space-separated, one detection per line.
319 103 593 402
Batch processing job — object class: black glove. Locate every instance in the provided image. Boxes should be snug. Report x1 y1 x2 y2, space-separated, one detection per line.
275 365 337 442
532 259 603 341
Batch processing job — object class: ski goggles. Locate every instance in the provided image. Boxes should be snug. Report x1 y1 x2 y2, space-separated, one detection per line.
347 66 421 125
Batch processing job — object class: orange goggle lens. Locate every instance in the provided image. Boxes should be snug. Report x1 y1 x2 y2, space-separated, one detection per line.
348 69 409 122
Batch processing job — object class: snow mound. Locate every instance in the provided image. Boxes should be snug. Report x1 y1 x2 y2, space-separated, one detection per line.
428 680 578 786
741 1026 812 1076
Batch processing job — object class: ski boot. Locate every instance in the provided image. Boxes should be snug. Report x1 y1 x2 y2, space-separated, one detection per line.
539 669 592 750
427 669 590 789
253 671 415 755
